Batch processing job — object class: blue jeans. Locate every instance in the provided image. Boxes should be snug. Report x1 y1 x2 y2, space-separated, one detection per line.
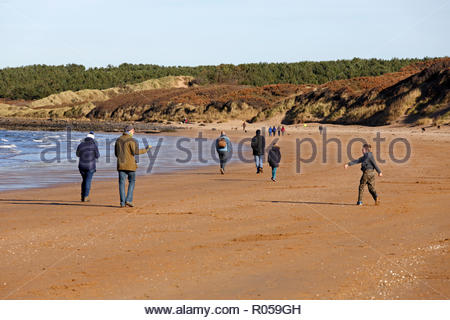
271 167 278 179
119 170 136 205
79 169 95 198
254 155 263 168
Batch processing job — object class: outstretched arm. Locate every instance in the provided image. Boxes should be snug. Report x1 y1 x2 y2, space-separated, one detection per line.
137 145 151 154
345 156 363 169
131 140 151 155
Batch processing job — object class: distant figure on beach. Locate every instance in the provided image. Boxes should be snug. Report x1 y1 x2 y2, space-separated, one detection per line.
242 121 247 132
215 131 232 174
272 126 277 136
319 125 324 135
277 125 281 136
115 125 151 208
76 131 100 202
345 143 382 206
422 127 426 132
251 129 266 174
268 126 273 136
268 142 281 182
281 126 285 136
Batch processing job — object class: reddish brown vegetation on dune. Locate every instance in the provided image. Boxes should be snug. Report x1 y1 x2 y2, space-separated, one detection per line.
284 58 450 125
88 58 449 126
89 84 309 122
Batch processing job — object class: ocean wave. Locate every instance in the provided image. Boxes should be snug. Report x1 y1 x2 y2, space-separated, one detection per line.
0 138 8 142
33 139 44 143
0 144 16 149
37 144 56 148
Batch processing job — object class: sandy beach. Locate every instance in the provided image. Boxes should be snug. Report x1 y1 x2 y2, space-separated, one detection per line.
0 122 449 299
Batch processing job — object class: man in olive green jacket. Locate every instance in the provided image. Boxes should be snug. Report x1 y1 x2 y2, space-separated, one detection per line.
115 125 151 207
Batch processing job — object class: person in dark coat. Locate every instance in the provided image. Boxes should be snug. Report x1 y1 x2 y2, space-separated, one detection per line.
251 129 265 174
345 143 382 206
76 131 100 202
268 143 281 182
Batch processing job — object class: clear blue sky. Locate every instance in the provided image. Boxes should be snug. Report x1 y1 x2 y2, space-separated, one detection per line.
0 0 449 68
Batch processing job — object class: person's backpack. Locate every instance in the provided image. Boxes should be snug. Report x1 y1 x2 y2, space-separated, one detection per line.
218 138 227 148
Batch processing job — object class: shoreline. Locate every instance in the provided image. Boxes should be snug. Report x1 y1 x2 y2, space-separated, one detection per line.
0 117 180 133
2 116 449 134
0 129 245 192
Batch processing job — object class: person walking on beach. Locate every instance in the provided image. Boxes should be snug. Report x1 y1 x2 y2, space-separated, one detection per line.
272 126 277 137
215 131 232 174
268 126 272 136
251 129 266 174
76 131 100 202
281 126 285 136
268 142 281 182
242 121 247 132
345 143 382 206
277 125 281 136
115 125 151 208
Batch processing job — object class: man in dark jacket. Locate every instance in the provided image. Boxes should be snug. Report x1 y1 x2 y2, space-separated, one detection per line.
345 143 382 206
76 131 100 202
251 129 265 174
268 143 281 182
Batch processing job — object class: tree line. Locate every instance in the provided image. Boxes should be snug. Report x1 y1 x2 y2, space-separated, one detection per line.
0 58 426 100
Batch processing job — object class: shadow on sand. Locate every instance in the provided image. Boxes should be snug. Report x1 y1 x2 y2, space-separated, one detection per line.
258 200 354 206
0 199 118 208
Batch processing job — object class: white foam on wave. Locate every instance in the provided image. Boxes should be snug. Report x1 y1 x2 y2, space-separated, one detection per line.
0 144 16 149
0 138 8 142
37 144 56 148
33 139 44 143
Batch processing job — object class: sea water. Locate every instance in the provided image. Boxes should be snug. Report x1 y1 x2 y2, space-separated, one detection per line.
0 130 241 191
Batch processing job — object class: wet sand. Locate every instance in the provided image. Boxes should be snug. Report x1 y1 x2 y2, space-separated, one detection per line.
0 123 449 299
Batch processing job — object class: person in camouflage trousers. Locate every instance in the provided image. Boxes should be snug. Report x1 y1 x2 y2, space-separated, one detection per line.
345 143 382 206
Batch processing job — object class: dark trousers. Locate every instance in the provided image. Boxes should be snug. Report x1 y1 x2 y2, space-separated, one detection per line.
218 151 228 170
358 170 378 202
79 169 95 199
